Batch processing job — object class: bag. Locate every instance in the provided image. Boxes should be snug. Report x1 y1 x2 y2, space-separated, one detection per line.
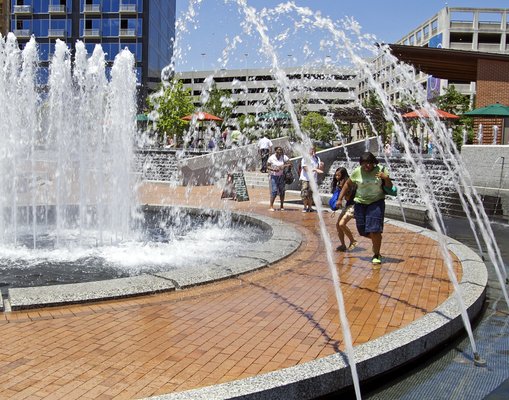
283 166 295 185
383 184 398 196
329 188 340 211
380 166 397 196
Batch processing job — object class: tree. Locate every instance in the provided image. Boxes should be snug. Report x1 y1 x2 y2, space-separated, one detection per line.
146 79 195 144
238 114 258 141
201 83 236 125
435 85 473 149
301 112 335 145
361 91 393 143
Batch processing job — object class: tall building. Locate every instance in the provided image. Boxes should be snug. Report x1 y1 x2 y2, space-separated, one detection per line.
360 7 509 104
10 0 176 98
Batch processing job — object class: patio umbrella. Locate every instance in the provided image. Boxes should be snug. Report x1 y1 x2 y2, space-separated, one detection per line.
463 103 509 117
181 112 222 122
402 107 459 120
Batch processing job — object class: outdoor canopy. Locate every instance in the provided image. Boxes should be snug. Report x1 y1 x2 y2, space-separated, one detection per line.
181 112 222 121
463 103 509 117
258 112 290 121
402 107 459 120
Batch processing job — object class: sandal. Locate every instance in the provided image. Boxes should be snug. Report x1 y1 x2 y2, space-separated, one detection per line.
336 245 347 252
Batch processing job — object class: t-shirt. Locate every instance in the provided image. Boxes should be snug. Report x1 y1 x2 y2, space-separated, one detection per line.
267 154 289 176
299 155 321 182
258 136 272 150
350 164 388 204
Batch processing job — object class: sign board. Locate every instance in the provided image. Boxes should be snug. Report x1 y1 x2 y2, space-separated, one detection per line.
221 172 250 202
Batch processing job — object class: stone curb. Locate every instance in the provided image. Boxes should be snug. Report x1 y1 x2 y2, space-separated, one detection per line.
7 207 302 310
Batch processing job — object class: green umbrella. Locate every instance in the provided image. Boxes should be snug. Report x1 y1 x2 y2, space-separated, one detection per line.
464 103 509 117
258 112 290 121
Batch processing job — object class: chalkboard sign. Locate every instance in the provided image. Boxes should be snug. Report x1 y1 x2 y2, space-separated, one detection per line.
221 172 250 202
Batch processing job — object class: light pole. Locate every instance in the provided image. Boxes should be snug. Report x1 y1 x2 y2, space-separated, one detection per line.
201 53 206 71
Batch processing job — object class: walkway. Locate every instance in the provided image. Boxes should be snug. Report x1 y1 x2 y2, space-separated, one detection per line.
0 184 468 399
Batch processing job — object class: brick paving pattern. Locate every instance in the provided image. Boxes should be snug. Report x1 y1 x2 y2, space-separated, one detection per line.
0 184 460 399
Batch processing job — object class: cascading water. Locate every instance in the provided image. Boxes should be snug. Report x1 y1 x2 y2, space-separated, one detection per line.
0 34 262 289
168 1 509 397
0 35 137 249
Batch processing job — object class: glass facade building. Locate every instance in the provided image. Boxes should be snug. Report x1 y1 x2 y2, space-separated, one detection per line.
10 0 176 98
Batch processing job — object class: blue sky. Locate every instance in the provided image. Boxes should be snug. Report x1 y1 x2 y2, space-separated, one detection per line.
175 0 508 71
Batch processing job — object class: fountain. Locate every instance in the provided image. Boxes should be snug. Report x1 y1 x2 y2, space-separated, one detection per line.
0 34 274 291
0 1 506 399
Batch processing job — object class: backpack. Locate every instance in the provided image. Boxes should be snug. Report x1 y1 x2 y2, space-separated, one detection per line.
329 187 340 211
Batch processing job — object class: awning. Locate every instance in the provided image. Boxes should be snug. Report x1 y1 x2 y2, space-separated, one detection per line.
464 103 509 117
402 107 459 120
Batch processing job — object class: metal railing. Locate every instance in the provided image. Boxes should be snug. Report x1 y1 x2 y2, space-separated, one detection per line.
83 29 100 37
13 29 31 38
119 3 137 13
48 29 66 37
13 5 32 13
83 4 101 13
119 28 136 37
48 4 66 13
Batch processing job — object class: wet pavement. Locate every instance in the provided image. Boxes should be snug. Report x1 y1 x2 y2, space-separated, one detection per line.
363 217 509 400
0 184 497 399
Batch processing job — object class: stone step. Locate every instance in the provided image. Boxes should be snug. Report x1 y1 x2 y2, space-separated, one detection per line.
243 171 270 188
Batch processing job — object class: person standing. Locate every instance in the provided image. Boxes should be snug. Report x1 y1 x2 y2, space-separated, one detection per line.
267 146 291 211
332 167 357 252
299 146 324 212
258 134 273 173
338 152 392 268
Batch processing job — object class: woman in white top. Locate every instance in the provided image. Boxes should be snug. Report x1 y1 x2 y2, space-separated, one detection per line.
267 146 291 211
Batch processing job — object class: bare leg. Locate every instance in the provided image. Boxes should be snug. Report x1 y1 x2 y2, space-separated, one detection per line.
336 220 346 246
339 215 355 246
280 194 285 209
370 232 382 255
269 196 276 210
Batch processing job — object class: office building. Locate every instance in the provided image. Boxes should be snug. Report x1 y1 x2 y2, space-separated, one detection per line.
10 0 176 98
360 7 509 104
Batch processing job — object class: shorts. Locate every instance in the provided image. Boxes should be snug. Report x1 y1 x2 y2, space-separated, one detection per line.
354 199 385 237
338 204 354 220
300 180 312 200
270 175 286 197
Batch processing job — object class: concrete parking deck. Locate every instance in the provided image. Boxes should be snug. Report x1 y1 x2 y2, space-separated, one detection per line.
0 183 486 399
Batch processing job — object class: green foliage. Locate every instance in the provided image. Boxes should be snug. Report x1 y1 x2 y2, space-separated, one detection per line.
435 85 473 150
146 79 195 143
361 91 392 143
301 112 335 144
435 85 470 115
201 83 236 125
238 114 258 141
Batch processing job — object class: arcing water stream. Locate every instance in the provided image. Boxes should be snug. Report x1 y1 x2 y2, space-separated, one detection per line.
168 1 508 398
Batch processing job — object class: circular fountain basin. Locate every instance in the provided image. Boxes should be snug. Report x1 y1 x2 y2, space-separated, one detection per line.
3 206 301 310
